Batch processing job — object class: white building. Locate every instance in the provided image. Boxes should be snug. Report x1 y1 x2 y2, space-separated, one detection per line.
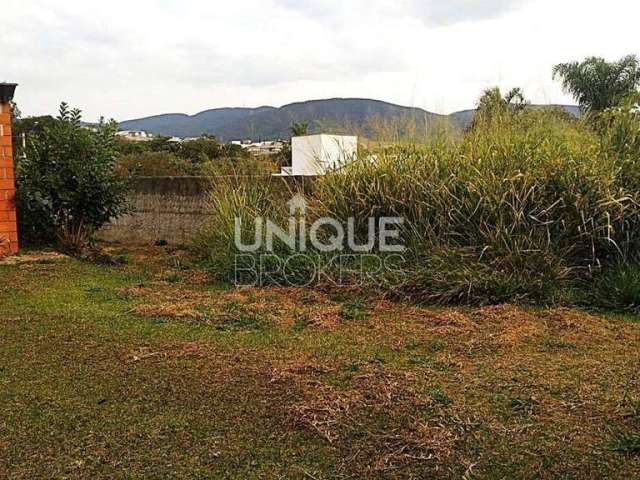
116 130 154 142
276 134 357 176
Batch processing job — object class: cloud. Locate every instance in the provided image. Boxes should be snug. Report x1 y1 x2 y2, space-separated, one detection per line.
2 0 639 121
274 0 530 26
275 0 338 19
411 0 529 25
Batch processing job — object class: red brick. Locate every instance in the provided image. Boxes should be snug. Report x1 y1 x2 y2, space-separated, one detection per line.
0 230 17 242
0 179 15 189
2 154 13 162
0 104 16 256
0 231 18 254
0 237 16 254
0 221 17 232
0 210 16 222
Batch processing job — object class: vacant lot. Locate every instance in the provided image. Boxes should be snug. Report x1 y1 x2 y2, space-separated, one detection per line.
0 247 639 479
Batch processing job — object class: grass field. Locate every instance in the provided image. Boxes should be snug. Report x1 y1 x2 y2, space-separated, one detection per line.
1 246 639 479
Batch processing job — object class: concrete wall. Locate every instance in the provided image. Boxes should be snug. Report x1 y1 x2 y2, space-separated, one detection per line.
97 177 212 245
97 176 314 245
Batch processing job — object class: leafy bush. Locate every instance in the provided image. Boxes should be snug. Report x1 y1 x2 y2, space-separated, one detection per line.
178 136 247 163
117 151 201 177
16 103 128 252
114 135 275 178
115 134 249 164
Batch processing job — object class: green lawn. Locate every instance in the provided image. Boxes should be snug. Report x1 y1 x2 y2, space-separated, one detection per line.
0 247 639 479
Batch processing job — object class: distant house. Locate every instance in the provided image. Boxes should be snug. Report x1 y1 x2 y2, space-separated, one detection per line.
231 139 285 156
275 134 357 176
116 130 154 142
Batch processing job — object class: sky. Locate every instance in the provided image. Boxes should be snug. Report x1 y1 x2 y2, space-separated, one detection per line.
3 0 640 122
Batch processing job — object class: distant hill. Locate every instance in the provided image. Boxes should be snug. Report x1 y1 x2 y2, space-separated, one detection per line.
118 98 580 140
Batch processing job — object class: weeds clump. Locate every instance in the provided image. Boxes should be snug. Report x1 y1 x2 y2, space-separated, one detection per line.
192 175 313 285
612 431 640 456
215 300 269 331
429 389 453 406
510 396 537 415
315 107 637 303
339 299 367 321
195 103 640 306
586 262 640 313
537 335 577 353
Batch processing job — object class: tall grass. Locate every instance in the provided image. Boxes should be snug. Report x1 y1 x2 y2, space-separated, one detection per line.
192 175 287 278
192 175 318 284
195 105 640 305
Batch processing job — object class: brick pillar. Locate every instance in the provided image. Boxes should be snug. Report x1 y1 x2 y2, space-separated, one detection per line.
0 101 18 256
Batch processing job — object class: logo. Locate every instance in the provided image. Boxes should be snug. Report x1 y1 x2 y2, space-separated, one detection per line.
233 194 406 287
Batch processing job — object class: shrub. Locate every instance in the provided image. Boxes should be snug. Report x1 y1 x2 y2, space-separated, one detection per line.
115 134 250 163
16 103 128 253
178 136 247 163
117 151 200 176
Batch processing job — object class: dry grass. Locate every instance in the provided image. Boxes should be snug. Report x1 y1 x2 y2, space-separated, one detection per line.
0 247 639 478
0 250 68 265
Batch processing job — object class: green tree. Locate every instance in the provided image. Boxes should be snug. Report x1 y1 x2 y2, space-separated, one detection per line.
290 122 309 137
471 87 530 130
12 114 57 159
114 134 249 166
16 103 128 252
178 135 223 163
553 55 640 112
477 87 529 115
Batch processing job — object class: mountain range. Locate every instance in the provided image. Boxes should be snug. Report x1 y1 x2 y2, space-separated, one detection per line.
118 98 580 140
